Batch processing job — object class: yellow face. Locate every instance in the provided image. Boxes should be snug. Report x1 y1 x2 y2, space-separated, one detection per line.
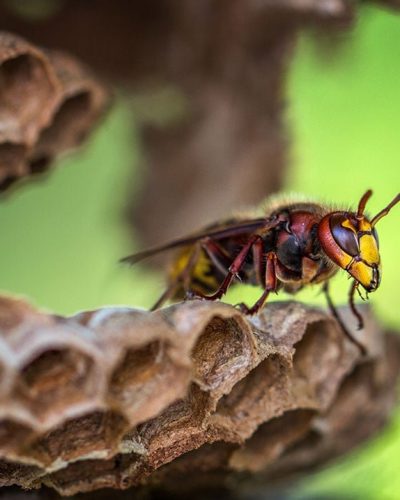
319 191 399 293
334 216 381 292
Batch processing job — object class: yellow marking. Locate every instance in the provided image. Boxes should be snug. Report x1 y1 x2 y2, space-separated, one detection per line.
341 217 380 266
192 250 219 288
169 247 192 279
359 234 380 265
359 218 372 232
334 249 353 270
348 260 375 289
342 219 356 232
169 247 218 289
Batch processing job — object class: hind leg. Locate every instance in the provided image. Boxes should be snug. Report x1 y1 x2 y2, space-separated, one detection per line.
193 234 262 301
151 244 201 310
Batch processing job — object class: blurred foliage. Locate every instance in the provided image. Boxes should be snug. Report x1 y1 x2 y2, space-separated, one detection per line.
290 9 400 500
287 5 400 328
0 4 399 499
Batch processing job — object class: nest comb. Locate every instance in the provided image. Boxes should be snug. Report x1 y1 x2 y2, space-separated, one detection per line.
0 32 109 191
0 296 398 496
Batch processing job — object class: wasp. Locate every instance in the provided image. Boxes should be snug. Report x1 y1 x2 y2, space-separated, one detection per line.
122 190 399 353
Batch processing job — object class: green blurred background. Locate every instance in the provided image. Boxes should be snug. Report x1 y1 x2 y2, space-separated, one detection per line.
0 5 399 499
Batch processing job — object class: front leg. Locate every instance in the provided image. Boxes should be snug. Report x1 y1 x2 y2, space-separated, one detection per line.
349 280 364 330
322 281 366 355
236 252 277 315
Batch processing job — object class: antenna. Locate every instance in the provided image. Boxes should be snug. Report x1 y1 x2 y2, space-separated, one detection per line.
356 189 373 220
371 193 400 227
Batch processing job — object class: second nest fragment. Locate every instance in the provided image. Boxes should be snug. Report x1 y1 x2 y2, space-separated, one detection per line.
0 31 109 191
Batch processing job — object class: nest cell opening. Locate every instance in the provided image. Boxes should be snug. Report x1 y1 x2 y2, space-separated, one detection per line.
191 316 253 391
109 340 188 424
110 342 163 396
292 320 341 402
26 410 129 467
44 451 141 494
0 55 55 143
215 353 289 421
230 408 316 472
33 91 92 161
16 347 96 418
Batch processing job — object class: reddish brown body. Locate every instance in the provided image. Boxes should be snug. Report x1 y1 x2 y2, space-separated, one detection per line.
274 209 333 290
161 202 336 305
122 190 399 354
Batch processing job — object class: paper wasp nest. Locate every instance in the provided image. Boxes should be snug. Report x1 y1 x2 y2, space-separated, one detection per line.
0 296 398 496
0 32 109 191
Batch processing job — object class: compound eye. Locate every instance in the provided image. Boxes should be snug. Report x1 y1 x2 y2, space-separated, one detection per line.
330 214 359 256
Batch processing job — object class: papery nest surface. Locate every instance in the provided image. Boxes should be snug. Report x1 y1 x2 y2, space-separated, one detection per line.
0 32 109 192
0 296 398 496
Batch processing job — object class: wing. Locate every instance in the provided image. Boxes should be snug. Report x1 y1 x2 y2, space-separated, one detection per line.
120 218 267 265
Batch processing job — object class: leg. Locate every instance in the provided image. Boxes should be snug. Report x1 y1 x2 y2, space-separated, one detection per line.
349 280 364 330
151 282 179 311
192 215 289 301
183 239 232 300
322 281 366 355
194 234 262 301
252 237 266 286
151 244 201 310
237 252 277 315
201 238 231 276
203 237 265 283
153 235 247 309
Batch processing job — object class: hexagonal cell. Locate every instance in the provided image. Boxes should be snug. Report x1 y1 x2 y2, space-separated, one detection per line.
44 451 142 495
25 410 129 467
109 340 189 425
216 354 288 417
110 341 162 394
260 426 324 480
293 320 335 371
131 382 215 471
291 320 343 407
0 54 56 145
316 360 383 440
191 316 254 392
230 409 316 472
15 347 98 421
212 353 291 440
32 91 92 163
